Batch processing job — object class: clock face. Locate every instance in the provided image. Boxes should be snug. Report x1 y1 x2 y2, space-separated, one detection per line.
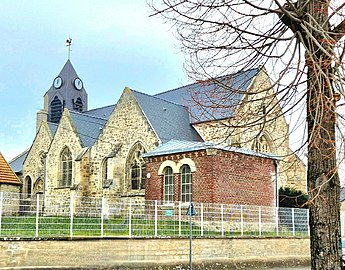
53 76 63 89
74 78 83 90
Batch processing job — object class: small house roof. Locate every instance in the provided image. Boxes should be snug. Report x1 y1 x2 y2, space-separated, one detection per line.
0 152 21 185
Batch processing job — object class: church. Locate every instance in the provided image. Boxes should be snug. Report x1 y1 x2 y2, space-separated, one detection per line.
9 59 306 212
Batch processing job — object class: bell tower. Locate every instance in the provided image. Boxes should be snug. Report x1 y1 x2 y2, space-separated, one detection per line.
42 60 88 124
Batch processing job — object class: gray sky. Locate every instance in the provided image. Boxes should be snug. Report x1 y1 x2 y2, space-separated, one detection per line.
0 1 188 161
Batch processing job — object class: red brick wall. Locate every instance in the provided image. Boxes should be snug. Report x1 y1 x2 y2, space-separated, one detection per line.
145 149 276 206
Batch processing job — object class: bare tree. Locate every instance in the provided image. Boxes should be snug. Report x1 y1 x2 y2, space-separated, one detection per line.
150 1 345 269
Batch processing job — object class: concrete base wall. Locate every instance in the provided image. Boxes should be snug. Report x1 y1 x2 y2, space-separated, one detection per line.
0 237 310 269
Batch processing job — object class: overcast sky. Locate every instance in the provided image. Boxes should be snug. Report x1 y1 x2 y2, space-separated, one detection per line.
0 1 188 161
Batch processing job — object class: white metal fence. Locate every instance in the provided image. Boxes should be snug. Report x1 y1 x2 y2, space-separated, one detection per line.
0 192 311 238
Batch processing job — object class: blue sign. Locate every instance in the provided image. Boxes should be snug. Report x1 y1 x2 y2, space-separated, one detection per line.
165 209 173 216
186 202 196 216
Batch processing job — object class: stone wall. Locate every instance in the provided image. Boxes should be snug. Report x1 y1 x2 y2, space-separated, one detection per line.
0 237 310 269
22 121 53 195
192 70 306 192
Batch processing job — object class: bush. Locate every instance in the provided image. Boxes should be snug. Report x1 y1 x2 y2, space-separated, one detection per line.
279 187 308 208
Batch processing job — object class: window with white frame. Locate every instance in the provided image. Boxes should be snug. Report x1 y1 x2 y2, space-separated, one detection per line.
163 166 174 203
181 165 192 203
60 147 72 187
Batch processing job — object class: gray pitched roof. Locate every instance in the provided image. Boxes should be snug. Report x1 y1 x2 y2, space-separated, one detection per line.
143 139 279 160
85 104 115 118
155 68 260 123
9 149 29 173
48 122 59 136
70 111 108 147
131 90 202 143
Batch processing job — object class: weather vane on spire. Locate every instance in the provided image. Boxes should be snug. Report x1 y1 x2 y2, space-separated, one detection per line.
66 37 72 60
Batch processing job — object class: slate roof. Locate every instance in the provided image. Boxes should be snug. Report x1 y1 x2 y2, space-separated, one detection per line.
9 150 29 173
0 152 21 184
143 139 279 160
85 104 115 118
48 122 59 136
132 90 202 143
70 111 108 147
155 68 260 123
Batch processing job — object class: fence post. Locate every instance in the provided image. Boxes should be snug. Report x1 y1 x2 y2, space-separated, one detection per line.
200 203 204 237
307 210 310 236
129 199 132 237
240 205 244 236
258 206 262 236
292 208 295 236
101 197 105 237
154 200 158 237
0 192 3 235
276 206 279 236
178 201 181 236
70 194 74 238
221 204 224 237
35 194 40 237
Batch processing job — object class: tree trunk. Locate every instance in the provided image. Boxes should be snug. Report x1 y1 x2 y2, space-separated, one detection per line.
305 2 342 269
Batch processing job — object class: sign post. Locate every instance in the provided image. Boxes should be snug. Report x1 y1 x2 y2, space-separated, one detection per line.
186 201 196 270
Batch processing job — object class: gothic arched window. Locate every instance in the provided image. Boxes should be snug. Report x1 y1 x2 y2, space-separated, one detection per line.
25 176 32 198
50 96 63 123
252 134 271 153
163 166 174 203
181 165 192 203
127 143 146 190
60 147 72 187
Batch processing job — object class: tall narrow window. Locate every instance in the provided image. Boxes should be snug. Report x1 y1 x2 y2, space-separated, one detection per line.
127 143 146 190
252 135 270 153
25 176 32 198
50 96 63 123
60 147 72 187
163 167 174 203
73 97 83 112
181 165 192 203
102 158 109 187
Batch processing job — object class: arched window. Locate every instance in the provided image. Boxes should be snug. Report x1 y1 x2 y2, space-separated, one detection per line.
252 134 271 153
73 97 83 112
181 165 192 203
60 147 72 187
102 158 113 188
25 176 32 198
127 143 146 190
50 96 63 123
163 167 174 203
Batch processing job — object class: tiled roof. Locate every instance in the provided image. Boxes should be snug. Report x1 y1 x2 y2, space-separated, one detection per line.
70 111 108 147
132 90 202 143
143 139 279 160
155 68 260 123
9 150 29 173
0 152 21 185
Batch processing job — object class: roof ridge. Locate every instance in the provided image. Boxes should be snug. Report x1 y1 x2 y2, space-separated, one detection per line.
85 104 115 113
155 67 260 96
71 110 108 121
131 89 188 108
8 149 29 164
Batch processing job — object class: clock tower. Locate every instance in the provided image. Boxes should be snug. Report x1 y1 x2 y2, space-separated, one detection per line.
37 60 88 129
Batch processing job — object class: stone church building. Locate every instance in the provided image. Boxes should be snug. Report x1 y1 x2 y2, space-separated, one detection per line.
9 60 305 212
